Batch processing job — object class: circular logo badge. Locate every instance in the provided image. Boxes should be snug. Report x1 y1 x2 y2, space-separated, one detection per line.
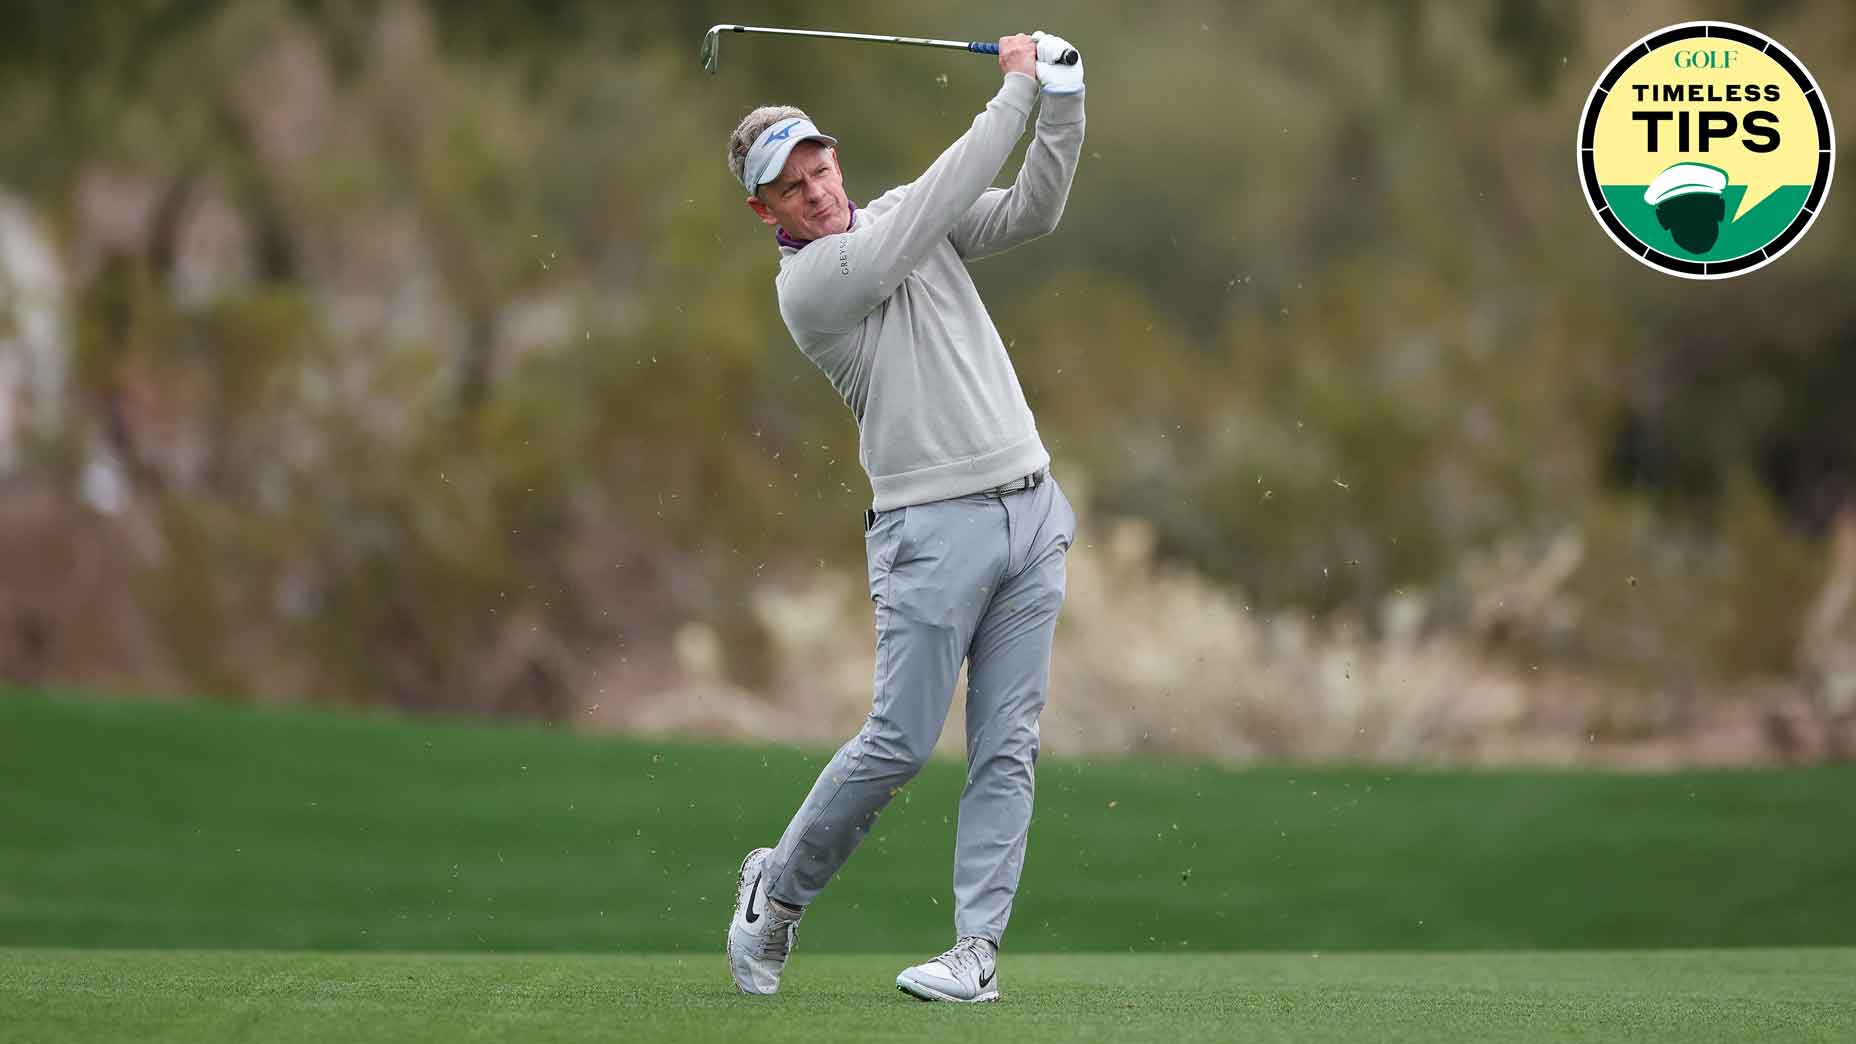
1579 21 1834 279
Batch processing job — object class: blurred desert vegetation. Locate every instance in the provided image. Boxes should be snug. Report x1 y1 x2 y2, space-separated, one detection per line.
0 0 1853 765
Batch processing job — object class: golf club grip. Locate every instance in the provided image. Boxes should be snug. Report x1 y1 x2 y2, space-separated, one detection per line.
967 41 1080 64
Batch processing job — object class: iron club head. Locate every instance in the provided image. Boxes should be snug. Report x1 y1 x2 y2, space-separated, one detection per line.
700 25 727 74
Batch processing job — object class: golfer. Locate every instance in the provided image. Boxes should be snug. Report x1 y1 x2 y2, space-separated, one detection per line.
724 32 1085 1003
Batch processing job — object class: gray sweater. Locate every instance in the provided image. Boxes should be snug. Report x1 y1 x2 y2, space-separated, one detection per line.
774 72 1084 511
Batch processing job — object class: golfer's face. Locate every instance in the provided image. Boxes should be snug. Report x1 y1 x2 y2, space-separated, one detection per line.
760 142 850 240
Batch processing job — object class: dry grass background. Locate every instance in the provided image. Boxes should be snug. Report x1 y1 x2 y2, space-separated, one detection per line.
605 470 1856 769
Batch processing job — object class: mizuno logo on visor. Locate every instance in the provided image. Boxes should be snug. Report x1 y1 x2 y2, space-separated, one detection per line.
764 120 800 143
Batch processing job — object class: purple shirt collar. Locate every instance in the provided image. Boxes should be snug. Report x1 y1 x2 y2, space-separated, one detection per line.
776 202 857 250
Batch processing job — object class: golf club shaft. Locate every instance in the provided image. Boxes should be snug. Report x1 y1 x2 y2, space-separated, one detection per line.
709 24 1001 57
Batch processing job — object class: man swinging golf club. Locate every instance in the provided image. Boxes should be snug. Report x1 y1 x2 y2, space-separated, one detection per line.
723 31 1084 1002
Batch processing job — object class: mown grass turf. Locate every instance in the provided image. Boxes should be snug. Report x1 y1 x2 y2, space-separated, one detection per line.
4 948 1854 1043
3 690 1855 954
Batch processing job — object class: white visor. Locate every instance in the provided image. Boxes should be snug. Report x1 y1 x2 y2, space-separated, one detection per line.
742 116 837 194
1644 162 1728 207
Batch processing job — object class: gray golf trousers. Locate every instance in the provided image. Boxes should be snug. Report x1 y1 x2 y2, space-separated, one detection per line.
762 473 1075 946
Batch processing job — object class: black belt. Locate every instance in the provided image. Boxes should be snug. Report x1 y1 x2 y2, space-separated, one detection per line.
864 468 1050 530
980 466 1048 497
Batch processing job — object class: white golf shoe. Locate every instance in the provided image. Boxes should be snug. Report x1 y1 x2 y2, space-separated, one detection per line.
895 936 999 1003
726 847 802 995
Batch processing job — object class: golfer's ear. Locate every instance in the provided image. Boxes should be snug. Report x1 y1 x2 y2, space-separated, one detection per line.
746 195 777 226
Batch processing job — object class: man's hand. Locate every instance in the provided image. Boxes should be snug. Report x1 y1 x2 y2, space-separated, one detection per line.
1031 30 1083 94
997 34 1036 80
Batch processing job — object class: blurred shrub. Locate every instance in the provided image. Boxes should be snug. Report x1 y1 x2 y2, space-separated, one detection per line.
0 0 1848 754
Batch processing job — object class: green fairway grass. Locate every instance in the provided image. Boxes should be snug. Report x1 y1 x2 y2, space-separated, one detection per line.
3 690 1855 955
4 948 1853 1043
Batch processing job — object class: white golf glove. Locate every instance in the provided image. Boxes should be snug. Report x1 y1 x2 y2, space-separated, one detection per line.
1031 30 1083 94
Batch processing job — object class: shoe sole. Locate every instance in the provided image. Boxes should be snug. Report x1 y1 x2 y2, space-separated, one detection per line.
895 976 999 1004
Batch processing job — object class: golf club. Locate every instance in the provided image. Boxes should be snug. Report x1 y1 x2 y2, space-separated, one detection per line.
700 24 1077 75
